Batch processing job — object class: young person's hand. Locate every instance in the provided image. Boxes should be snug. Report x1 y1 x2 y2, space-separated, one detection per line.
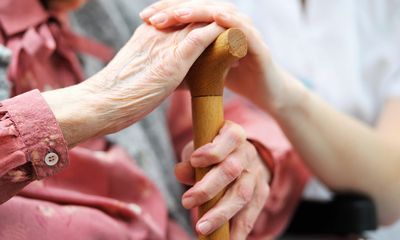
141 0 305 114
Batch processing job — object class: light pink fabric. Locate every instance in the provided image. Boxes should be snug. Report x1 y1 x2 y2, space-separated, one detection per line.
168 91 310 238
0 91 310 240
0 90 68 204
0 0 114 95
0 0 310 239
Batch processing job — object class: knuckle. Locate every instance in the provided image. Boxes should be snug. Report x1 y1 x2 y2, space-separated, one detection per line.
225 122 246 144
196 187 212 201
228 130 244 146
232 125 247 141
186 30 206 49
213 211 229 224
204 150 221 164
221 160 242 181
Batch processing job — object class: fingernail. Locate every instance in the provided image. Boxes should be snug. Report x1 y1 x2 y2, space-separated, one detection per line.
198 221 212 235
140 7 156 19
182 196 195 208
149 12 167 25
174 8 192 17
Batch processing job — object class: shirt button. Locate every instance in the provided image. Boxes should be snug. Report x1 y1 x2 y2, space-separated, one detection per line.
44 152 59 166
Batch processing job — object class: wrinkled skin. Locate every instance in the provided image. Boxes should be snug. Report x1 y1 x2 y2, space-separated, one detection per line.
86 23 225 133
46 22 226 146
45 2 272 239
140 0 301 114
175 121 271 239
140 1 279 239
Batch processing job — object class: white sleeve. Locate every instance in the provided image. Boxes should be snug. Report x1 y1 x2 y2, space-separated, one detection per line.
383 67 400 99
379 0 400 100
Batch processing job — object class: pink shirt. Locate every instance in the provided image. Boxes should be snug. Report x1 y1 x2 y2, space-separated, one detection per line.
0 0 310 239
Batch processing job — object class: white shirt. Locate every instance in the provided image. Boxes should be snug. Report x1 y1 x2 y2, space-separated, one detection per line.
231 0 400 238
233 0 400 124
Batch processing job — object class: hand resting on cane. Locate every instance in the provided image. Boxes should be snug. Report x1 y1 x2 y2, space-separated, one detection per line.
142 1 275 239
42 22 225 147
144 0 400 227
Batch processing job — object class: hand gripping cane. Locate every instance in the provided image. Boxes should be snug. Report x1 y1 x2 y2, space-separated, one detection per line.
186 28 248 240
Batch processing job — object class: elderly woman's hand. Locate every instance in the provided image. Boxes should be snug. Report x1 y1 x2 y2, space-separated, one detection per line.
43 22 224 147
141 0 305 115
175 121 271 239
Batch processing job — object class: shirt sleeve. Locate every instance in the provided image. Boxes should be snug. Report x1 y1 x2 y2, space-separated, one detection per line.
0 90 68 204
382 67 400 100
378 0 400 101
167 91 310 238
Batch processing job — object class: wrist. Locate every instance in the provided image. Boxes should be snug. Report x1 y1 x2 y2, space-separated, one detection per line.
260 63 311 119
42 82 109 148
248 139 274 184
80 68 160 136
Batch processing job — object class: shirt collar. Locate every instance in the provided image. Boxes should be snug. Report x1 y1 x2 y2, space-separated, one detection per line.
0 0 49 36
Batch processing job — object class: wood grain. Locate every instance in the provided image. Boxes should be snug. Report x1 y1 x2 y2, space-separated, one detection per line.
186 28 248 240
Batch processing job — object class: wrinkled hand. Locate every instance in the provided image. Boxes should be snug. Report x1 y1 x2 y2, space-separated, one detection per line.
45 22 225 147
140 0 299 113
82 22 225 135
175 121 270 240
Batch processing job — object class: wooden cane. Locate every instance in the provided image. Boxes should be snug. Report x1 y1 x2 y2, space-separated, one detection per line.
186 28 248 240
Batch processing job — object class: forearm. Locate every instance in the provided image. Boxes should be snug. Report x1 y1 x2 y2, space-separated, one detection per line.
266 70 400 224
41 66 172 149
41 76 152 148
40 23 227 149
42 81 108 148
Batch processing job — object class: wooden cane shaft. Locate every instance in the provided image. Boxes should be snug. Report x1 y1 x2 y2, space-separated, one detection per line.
187 28 247 240
192 96 227 239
